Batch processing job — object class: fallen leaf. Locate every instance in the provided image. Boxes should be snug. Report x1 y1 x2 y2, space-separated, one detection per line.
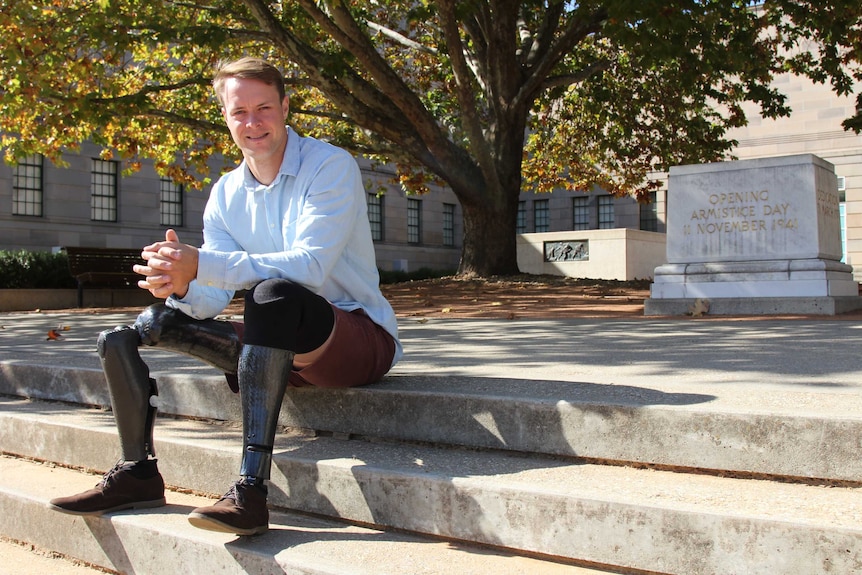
441 307 452 313
46 329 64 340
688 299 710 317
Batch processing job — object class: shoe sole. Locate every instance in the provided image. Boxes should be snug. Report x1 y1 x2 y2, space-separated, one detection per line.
46 497 167 516
187 512 268 536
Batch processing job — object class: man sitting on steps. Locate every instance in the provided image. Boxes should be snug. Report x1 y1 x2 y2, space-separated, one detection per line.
47 56 402 536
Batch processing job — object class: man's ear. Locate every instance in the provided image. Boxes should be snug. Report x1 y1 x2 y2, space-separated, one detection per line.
282 96 290 119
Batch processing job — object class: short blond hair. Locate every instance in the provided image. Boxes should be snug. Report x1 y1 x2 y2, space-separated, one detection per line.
212 57 286 105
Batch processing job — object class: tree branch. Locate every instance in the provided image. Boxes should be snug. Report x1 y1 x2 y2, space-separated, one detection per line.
539 58 613 91
365 21 437 55
438 0 496 200
518 1 565 69
514 6 607 109
82 76 212 105
299 0 448 149
147 109 227 134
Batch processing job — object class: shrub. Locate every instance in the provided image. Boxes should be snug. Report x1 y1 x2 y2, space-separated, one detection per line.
0 250 76 289
378 267 453 284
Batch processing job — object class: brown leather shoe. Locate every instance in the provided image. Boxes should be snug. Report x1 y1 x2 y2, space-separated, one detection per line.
48 460 166 515
187 479 269 536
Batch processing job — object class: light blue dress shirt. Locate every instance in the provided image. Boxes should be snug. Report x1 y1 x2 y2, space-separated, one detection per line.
167 127 402 366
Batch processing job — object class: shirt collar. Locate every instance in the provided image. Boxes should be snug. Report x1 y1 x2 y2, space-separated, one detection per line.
241 126 299 192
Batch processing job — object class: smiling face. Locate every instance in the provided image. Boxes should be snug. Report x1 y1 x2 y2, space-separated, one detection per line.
220 76 290 185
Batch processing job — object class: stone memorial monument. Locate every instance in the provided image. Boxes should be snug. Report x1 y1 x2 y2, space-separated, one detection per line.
645 154 861 315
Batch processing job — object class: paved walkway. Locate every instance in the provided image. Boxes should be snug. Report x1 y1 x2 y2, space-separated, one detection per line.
2 310 862 419
2 309 861 574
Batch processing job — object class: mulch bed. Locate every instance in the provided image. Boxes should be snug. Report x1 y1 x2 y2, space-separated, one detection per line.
380 275 651 319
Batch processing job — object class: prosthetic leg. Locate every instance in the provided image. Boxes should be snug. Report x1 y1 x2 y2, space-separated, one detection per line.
95 304 242 460
98 325 160 461
188 279 330 535
47 325 166 515
237 344 294 480
188 343 294 535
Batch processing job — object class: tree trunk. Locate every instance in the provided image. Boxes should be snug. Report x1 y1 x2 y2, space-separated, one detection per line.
457 195 521 277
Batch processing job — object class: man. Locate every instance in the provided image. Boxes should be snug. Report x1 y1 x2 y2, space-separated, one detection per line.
48 57 402 536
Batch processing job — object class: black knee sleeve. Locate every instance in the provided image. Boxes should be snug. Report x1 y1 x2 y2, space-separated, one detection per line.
98 326 158 461
243 279 334 353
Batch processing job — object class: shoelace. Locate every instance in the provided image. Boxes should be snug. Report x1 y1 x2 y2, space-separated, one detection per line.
219 482 242 504
97 460 126 488
219 479 265 504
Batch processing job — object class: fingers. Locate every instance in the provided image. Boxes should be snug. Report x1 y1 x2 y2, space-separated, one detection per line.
138 279 175 299
137 230 192 299
142 230 183 258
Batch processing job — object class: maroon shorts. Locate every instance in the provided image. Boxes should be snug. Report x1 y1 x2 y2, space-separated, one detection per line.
231 306 395 389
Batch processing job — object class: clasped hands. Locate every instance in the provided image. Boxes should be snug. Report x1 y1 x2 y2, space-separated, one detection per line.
134 229 199 299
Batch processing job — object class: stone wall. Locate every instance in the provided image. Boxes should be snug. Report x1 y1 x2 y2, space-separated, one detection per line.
517 229 666 281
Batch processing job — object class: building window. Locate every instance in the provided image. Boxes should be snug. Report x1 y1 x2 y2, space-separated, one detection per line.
534 199 550 232
443 203 455 247
516 201 526 234
639 191 658 232
12 154 44 216
572 196 590 230
160 178 184 227
598 195 615 229
407 198 422 244
91 159 118 222
367 193 384 241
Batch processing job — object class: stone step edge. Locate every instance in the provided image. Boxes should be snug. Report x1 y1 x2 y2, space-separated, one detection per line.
2 363 861 481
0 456 600 575
2 398 860 575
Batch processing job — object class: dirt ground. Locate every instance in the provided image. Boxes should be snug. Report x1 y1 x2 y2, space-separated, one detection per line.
379 275 651 319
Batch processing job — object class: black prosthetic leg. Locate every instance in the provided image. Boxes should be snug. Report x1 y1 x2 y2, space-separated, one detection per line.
136 303 241 382
98 326 159 461
238 344 294 480
98 304 243 460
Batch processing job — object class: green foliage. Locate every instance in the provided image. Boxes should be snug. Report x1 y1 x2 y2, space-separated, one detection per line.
0 1 858 275
0 250 76 289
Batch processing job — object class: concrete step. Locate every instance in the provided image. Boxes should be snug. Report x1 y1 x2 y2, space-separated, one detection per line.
0 456 599 575
1 397 860 575
2 362 860 482
0 537 107 575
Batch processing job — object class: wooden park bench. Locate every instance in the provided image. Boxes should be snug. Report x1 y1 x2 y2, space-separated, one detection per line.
63 246 144 308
